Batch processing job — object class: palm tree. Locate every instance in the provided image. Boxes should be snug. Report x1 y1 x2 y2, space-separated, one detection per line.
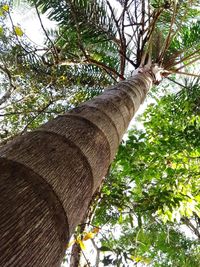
0 0 199 266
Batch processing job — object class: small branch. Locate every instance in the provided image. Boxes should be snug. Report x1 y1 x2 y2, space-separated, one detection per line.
67 0 122 81
118 49 137 68
139 8 163 66
169 70 200 78
141 0 145 34
176 56 200 71
159 3 177 64
106 0 126 78
106 0 122 41
21 101 52 134
147 0 151 28
126 10 139 48
169 7 189 44
119 0 129 77
182 217 200 240
0 65 16 105
91 239 100 267
166 77 187 89
88 57 124 80
34 3 59 61
143 8 163 34
7 11 29 54
81 249 91 267
124 23 142 27
167 48 200 69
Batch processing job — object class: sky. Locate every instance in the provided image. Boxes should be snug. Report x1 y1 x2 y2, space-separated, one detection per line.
11 2 57 46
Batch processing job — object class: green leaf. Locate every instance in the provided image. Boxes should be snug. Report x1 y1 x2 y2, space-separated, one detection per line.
0 26 3 35
100 246 111 251
14 26 24 37
2 5 9 12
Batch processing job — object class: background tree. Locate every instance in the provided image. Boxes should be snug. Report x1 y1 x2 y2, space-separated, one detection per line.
87 79 200 266
0 1 111 141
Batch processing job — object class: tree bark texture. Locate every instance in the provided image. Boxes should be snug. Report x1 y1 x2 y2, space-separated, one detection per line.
69 215 87 267
69 242 82 267
0 73 152 266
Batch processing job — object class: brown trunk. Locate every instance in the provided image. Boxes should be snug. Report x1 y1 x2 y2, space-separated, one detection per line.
69 215 87 267
69 242 82 267
0 73 152 266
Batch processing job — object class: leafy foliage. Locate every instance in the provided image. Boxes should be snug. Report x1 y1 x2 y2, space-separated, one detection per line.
92 81 200 266
0 2 112 142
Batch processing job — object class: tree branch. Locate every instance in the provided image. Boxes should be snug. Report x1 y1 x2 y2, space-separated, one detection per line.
0 65 16 106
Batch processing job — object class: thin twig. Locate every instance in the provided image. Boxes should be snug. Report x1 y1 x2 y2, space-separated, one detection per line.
91 239 100 267
176 56 200 71
159 3 177 64
119 0 129 77
88 57 124 79
167 48 200 69
21 101 52 134
166 77 187 89
81 249 91 267
34 3 59 61
0 65 16 105
169 70 200 78
66 0 122 81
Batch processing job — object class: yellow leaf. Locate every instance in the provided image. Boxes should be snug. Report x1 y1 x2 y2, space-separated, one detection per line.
2 5 9 12
130 255 151 264
130 255 143 262
77 238 86 250
59 75 66 81
14 26 23 37
92 227 100 234
83 232 95 241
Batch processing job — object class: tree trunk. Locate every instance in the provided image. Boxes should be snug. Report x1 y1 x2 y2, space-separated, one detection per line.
69 242 82 267
69 214 87 267
0 72 152 266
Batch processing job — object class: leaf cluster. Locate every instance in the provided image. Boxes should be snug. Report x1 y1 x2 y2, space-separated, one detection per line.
93 81 200 266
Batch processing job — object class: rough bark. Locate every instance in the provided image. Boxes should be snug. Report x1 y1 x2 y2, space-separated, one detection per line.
0 72 152 266
69 242 82 267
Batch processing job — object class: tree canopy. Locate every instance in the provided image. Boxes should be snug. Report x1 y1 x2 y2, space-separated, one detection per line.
0 0 199 142
90 79 200 266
